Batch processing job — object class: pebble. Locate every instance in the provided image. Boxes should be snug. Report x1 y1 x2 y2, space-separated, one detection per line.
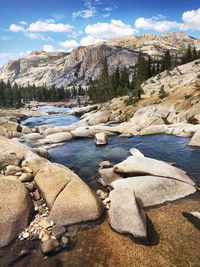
40 239 60 255
103 196 111 204
96 189 104 196
21 160 28 167
32 189 41 201
100 191 109 200
61 236 69 248
22 232 30 239
22 166 33 174
19 173 33 182
38 219 51 229
41 233 51 243
52 225 66 239
25 182 36 191
99 161 111 168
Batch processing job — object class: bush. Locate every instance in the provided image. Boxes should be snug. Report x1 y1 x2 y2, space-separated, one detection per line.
159 85 169 99
124 97 138 106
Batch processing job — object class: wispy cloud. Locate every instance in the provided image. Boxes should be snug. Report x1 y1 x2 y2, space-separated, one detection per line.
72 0 115 19
0 35 12 41
25 32 53 41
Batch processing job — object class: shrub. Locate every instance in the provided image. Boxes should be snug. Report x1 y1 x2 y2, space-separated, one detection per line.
159 85 169 99
124 97 138 106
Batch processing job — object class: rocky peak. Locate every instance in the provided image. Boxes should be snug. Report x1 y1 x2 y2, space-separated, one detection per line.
0 32 199 88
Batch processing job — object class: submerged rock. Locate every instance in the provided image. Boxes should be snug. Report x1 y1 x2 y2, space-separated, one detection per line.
108 189 147 238
111 176 196 207
0 176 33 247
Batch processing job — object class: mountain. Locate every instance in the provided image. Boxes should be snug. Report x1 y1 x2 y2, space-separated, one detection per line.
0 32 200 88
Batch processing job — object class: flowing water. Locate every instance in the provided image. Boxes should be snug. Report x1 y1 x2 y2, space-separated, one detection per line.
23 106 200 188
49 134 200 189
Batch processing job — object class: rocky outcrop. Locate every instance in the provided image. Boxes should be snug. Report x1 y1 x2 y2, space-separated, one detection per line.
108 189 147 238
1 32 199 88
0 45 139 88
34 163 104 225
0 176 33 247
141 60 200 99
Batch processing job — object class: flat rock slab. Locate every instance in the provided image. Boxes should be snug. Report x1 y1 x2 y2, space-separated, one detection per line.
0 176 33 247
42 132 72 144
108 189 147 238
111 176 196 207
113 156 195 185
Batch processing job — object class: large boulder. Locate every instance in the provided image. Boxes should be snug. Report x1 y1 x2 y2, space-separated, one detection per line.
35 163 104 225
111 176 196 207
188 129 200 146
24 133 43 141
113 156 195 185
0 176 33 247
108 189 147 238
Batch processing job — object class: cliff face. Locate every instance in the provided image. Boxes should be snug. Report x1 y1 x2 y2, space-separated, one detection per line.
0 45 139 88
0 32 200 88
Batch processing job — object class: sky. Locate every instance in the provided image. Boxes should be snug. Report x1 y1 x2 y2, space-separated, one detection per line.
0 0 200 65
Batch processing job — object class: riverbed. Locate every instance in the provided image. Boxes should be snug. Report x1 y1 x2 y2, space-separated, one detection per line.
11 105 200 267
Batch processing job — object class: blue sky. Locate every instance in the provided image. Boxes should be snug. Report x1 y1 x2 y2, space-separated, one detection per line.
0 0 200 65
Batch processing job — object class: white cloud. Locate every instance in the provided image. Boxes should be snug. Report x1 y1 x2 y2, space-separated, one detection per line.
59 40 79 51
182 8 200 30
28 20 73 32
134 8 200 32
80 35 103 46
59 35 103 52
9 20 73 33
135 17 184 32
9 24 25 32
43 45 54 52
85 19 136 39
25 33 53 41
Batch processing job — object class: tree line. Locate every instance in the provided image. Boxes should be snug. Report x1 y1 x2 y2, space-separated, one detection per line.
0 81 72 108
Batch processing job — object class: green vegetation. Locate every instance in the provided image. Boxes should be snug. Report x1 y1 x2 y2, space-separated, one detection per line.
0 80 72 108
159 85 169 99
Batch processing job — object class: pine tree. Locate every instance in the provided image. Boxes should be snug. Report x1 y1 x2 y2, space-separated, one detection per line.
161 50 172 71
